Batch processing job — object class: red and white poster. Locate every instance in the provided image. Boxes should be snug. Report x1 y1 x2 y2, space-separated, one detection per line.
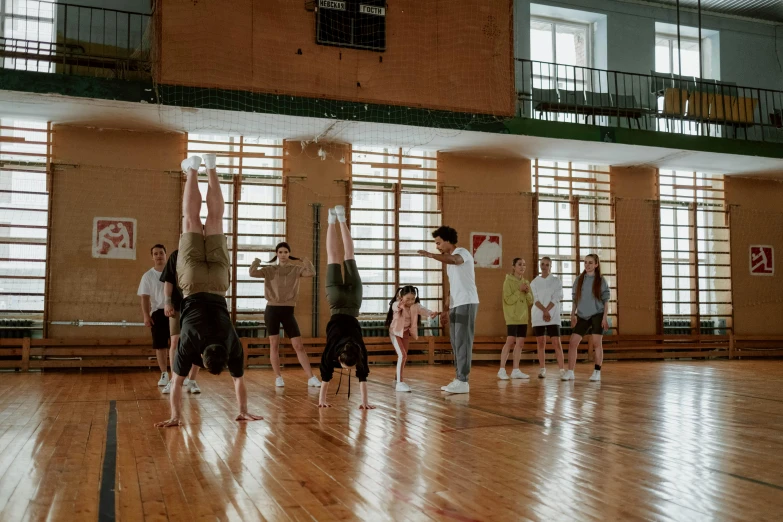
471 232 502 268
92 217 137 260
749 245 774 276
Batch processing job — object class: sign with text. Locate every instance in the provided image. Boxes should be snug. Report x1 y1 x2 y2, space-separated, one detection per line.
319 0 346 10
93 217 137 260
359 4 386 15
471 233 502 268
750 245 774 276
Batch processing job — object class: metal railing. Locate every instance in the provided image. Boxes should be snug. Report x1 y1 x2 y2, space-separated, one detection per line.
0 2 151 80
517 59 783 143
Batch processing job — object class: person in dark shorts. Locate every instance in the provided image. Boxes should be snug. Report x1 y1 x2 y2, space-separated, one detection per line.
317 205 375 410
565 253 611 383
137 244 170 388
249 242 319 388
155 154 263 428
530 256 565 379
499 257 534 381
160 249 201 395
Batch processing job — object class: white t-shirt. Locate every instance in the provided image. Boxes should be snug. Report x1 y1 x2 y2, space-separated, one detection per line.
137 268 165 312
530 274 562 327
447 247 479 308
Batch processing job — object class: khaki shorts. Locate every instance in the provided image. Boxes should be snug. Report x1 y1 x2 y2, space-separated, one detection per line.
177 233 230 297
169 311 181 337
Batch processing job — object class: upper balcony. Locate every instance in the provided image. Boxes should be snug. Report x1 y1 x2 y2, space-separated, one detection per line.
516 58 783 145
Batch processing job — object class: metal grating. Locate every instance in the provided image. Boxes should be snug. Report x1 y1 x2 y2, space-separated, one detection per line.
631 0 783 23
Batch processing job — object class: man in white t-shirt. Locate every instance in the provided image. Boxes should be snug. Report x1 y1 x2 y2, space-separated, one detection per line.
530 256 565 379
138 244 171 387
418 226 479 394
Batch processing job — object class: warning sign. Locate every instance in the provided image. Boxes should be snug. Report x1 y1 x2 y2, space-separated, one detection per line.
750 245 774 276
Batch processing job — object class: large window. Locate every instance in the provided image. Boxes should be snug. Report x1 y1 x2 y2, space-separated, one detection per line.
658 170 731 334
655 35 701 78
350 147 442 322
533 160 617 332
187 135 285 320
530 17 591 91
0 118 50 333
1 1 55 72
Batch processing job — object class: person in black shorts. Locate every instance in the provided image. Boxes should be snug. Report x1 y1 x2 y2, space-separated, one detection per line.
249 242 319 388
137 244 171 388
155 154 262 428
530 256 565 379
499 257 534 380
317 205 375 410
566 253 611 383
160 249 201 395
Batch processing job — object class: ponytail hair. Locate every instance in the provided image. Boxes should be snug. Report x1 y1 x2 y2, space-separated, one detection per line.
511 257 522 274
267 241 300 264
385 285 421 328
335 341 365 399
575 254 603 306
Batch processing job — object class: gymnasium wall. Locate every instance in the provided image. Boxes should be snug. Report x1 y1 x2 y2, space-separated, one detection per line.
157 0 515 116
439 153 532 336
48 125 184 338
611 166 659 335
725 176 783 336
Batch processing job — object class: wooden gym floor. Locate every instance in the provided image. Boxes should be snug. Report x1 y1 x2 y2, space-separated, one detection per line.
0 360 782 522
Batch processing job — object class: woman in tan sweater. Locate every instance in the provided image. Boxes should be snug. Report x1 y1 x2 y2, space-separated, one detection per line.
249 242 319 388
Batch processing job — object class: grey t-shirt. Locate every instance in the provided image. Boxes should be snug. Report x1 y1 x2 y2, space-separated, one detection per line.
572 275 610 319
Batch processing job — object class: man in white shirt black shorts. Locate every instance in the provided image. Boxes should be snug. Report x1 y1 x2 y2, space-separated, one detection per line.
137 244 171 387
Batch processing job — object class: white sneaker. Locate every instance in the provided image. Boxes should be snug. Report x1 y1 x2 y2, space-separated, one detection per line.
189 381 201 394
395 382 411 392
561 370 574 381
444 380 469 394
559 368 566 379
202 153 216 170
183 377 190 387
307 376 321 387
161 381 172 394
327 208 337 224
510 369 529 379
497 368 510 380
334 205 347 222
441 379 458 391
158 372 169 386
589 370 601 382
538 368 546 379
180 155 201 174
275 376 285 387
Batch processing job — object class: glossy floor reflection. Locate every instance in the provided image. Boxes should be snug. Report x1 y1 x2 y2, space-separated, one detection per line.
0 360 782 521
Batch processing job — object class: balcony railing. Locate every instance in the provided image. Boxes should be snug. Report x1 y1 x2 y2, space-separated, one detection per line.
517 59 783 144
0 2 151 80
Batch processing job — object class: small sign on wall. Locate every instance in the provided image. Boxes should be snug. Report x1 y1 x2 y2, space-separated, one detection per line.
471 232 502 268
750 245 774 276
93 217 137 260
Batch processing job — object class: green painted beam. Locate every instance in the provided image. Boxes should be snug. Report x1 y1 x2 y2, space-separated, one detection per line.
2 69 782 159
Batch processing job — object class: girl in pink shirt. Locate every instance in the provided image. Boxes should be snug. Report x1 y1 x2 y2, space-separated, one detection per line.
385 286 437 392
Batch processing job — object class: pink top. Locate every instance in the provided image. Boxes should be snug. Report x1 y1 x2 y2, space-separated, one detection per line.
389 301 433 340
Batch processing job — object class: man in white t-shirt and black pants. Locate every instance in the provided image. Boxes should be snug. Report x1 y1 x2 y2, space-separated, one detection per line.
530 256 565 379
138 243 171 387
418 226 479 394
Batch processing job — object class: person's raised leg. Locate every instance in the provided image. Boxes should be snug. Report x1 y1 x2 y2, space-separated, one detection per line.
333 205 353 260
326 209 342 265
182 156 203 234
203 153 224 236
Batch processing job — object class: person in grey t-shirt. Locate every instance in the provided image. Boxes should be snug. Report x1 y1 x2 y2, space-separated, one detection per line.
563 253 610 383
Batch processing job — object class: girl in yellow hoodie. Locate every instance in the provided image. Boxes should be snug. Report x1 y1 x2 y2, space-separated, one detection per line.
499 257 534 380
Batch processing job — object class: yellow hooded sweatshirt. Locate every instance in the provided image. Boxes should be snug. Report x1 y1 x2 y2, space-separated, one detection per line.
503 273 533 325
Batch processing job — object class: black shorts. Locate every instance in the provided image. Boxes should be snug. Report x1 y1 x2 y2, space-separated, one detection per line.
573 313 605 336
506 324 527 338
264 305 302 338
150 309 171 349
533 324 561 338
